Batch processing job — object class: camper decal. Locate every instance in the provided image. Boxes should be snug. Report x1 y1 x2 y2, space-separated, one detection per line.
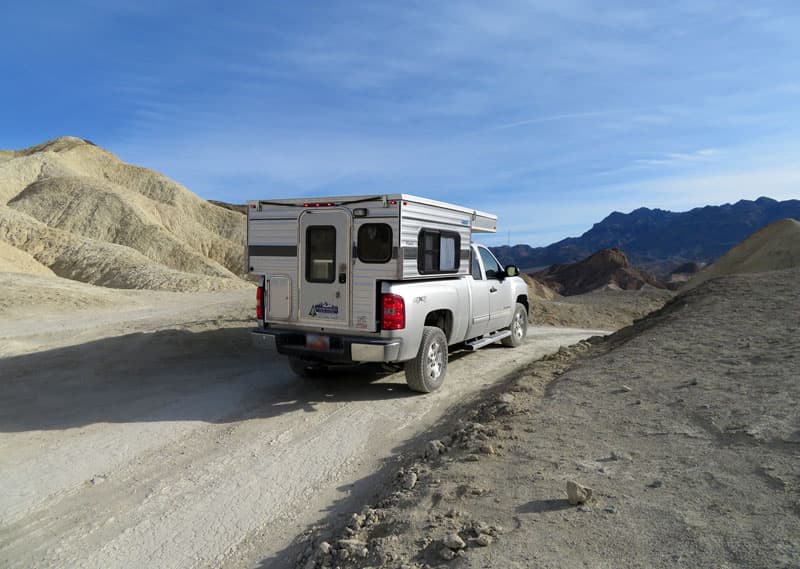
309 302 339 318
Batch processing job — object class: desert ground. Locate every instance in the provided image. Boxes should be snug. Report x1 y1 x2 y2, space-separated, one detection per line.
0 284 612 569
1 138 798 569
290 267 800 569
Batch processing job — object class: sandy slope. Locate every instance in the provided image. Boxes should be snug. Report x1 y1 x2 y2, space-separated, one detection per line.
684 218 800 290
291 267 800 569
0 242 54 275
0 137 246 291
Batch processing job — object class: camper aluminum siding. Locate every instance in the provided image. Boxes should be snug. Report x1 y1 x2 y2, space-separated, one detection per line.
246 194 497 332
247 196 397 333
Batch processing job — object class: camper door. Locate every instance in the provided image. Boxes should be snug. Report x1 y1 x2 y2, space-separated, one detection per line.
298 209 352 327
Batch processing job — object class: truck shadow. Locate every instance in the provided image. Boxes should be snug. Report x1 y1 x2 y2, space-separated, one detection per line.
0 325 420 433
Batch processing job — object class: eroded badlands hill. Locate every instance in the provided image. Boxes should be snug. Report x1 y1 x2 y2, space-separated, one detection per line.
0 137 247 291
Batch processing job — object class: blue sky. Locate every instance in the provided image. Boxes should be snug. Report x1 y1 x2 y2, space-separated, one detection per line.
2 1 799 246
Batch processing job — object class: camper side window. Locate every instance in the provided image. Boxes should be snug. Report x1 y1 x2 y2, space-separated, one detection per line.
306 225 336 283
357 223 392 263
418 229 460 274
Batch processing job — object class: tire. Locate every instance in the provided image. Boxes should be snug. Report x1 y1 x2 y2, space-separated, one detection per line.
288 356 326 378
405 326 448 393
501 303 528 347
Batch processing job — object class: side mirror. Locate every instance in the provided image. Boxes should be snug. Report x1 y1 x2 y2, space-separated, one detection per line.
505 265 519 277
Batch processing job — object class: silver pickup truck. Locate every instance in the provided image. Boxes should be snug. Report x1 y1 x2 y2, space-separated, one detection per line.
248 194 529 392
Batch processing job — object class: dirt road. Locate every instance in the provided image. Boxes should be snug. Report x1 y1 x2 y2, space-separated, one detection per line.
0 290 607 569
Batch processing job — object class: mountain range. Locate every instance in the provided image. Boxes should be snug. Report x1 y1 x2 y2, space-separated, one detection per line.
491 197 800 272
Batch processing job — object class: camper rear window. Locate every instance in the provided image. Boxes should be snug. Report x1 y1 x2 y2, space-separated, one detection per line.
306 225 336 283
357 223 392 263
418 229 460 274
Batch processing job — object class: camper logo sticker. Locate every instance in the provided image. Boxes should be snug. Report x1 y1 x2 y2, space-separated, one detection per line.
309 302 339 318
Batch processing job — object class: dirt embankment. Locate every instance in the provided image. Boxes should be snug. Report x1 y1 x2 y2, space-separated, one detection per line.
529 287 673 330
683 218 800 291
289 267 800 569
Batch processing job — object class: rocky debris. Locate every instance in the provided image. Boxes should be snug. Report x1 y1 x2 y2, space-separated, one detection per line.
290 339 601 569
425 439 447 459
648 479 664 489
439 546 457 560
338 538 368 558
498 393 515 404
566 481 593 505
443 533 466 550
610 450 632 461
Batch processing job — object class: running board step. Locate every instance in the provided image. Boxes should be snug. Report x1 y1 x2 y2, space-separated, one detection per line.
464 330 511 351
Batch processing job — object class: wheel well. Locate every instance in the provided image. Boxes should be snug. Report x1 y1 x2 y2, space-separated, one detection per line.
424 309 453 341
516 295 529 315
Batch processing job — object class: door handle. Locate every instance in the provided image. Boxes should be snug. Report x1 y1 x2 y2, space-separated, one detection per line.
490 286 498 293
339 273 346 284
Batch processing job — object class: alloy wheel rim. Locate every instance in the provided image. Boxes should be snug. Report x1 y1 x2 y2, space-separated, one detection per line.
514 312 524 339
427 340 443 379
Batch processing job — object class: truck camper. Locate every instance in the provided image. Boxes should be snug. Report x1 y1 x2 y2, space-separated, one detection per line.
248 194 528 392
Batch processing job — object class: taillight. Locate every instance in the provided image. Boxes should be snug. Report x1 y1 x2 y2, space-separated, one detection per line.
381 293 405 330
256 285 264 320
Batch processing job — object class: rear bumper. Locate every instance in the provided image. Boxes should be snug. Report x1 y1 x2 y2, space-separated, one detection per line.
251 329 402 363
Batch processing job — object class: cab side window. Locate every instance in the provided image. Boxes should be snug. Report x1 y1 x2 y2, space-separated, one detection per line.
471 253 483 280
478 247 502 280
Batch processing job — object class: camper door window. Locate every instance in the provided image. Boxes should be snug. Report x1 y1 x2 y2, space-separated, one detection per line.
357 223 392 263
418 229 460 274
306 225 336 283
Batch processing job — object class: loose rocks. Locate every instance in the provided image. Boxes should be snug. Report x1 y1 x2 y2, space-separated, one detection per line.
443 533 466 550
403 471 418 490
425 439 447 459
566 480 593 505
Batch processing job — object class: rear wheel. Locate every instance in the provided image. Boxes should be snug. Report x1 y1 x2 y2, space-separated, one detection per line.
501 303 528 347
288 356 327 378
405 326 448 393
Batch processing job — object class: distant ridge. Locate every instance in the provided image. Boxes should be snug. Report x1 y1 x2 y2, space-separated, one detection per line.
492 197 800 271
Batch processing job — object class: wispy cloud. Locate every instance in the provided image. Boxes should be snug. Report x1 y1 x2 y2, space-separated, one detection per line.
487 110 632 132
635 148 721 167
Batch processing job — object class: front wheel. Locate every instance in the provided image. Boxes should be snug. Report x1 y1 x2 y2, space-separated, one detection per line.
405 326 448 393
501 303 528 347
